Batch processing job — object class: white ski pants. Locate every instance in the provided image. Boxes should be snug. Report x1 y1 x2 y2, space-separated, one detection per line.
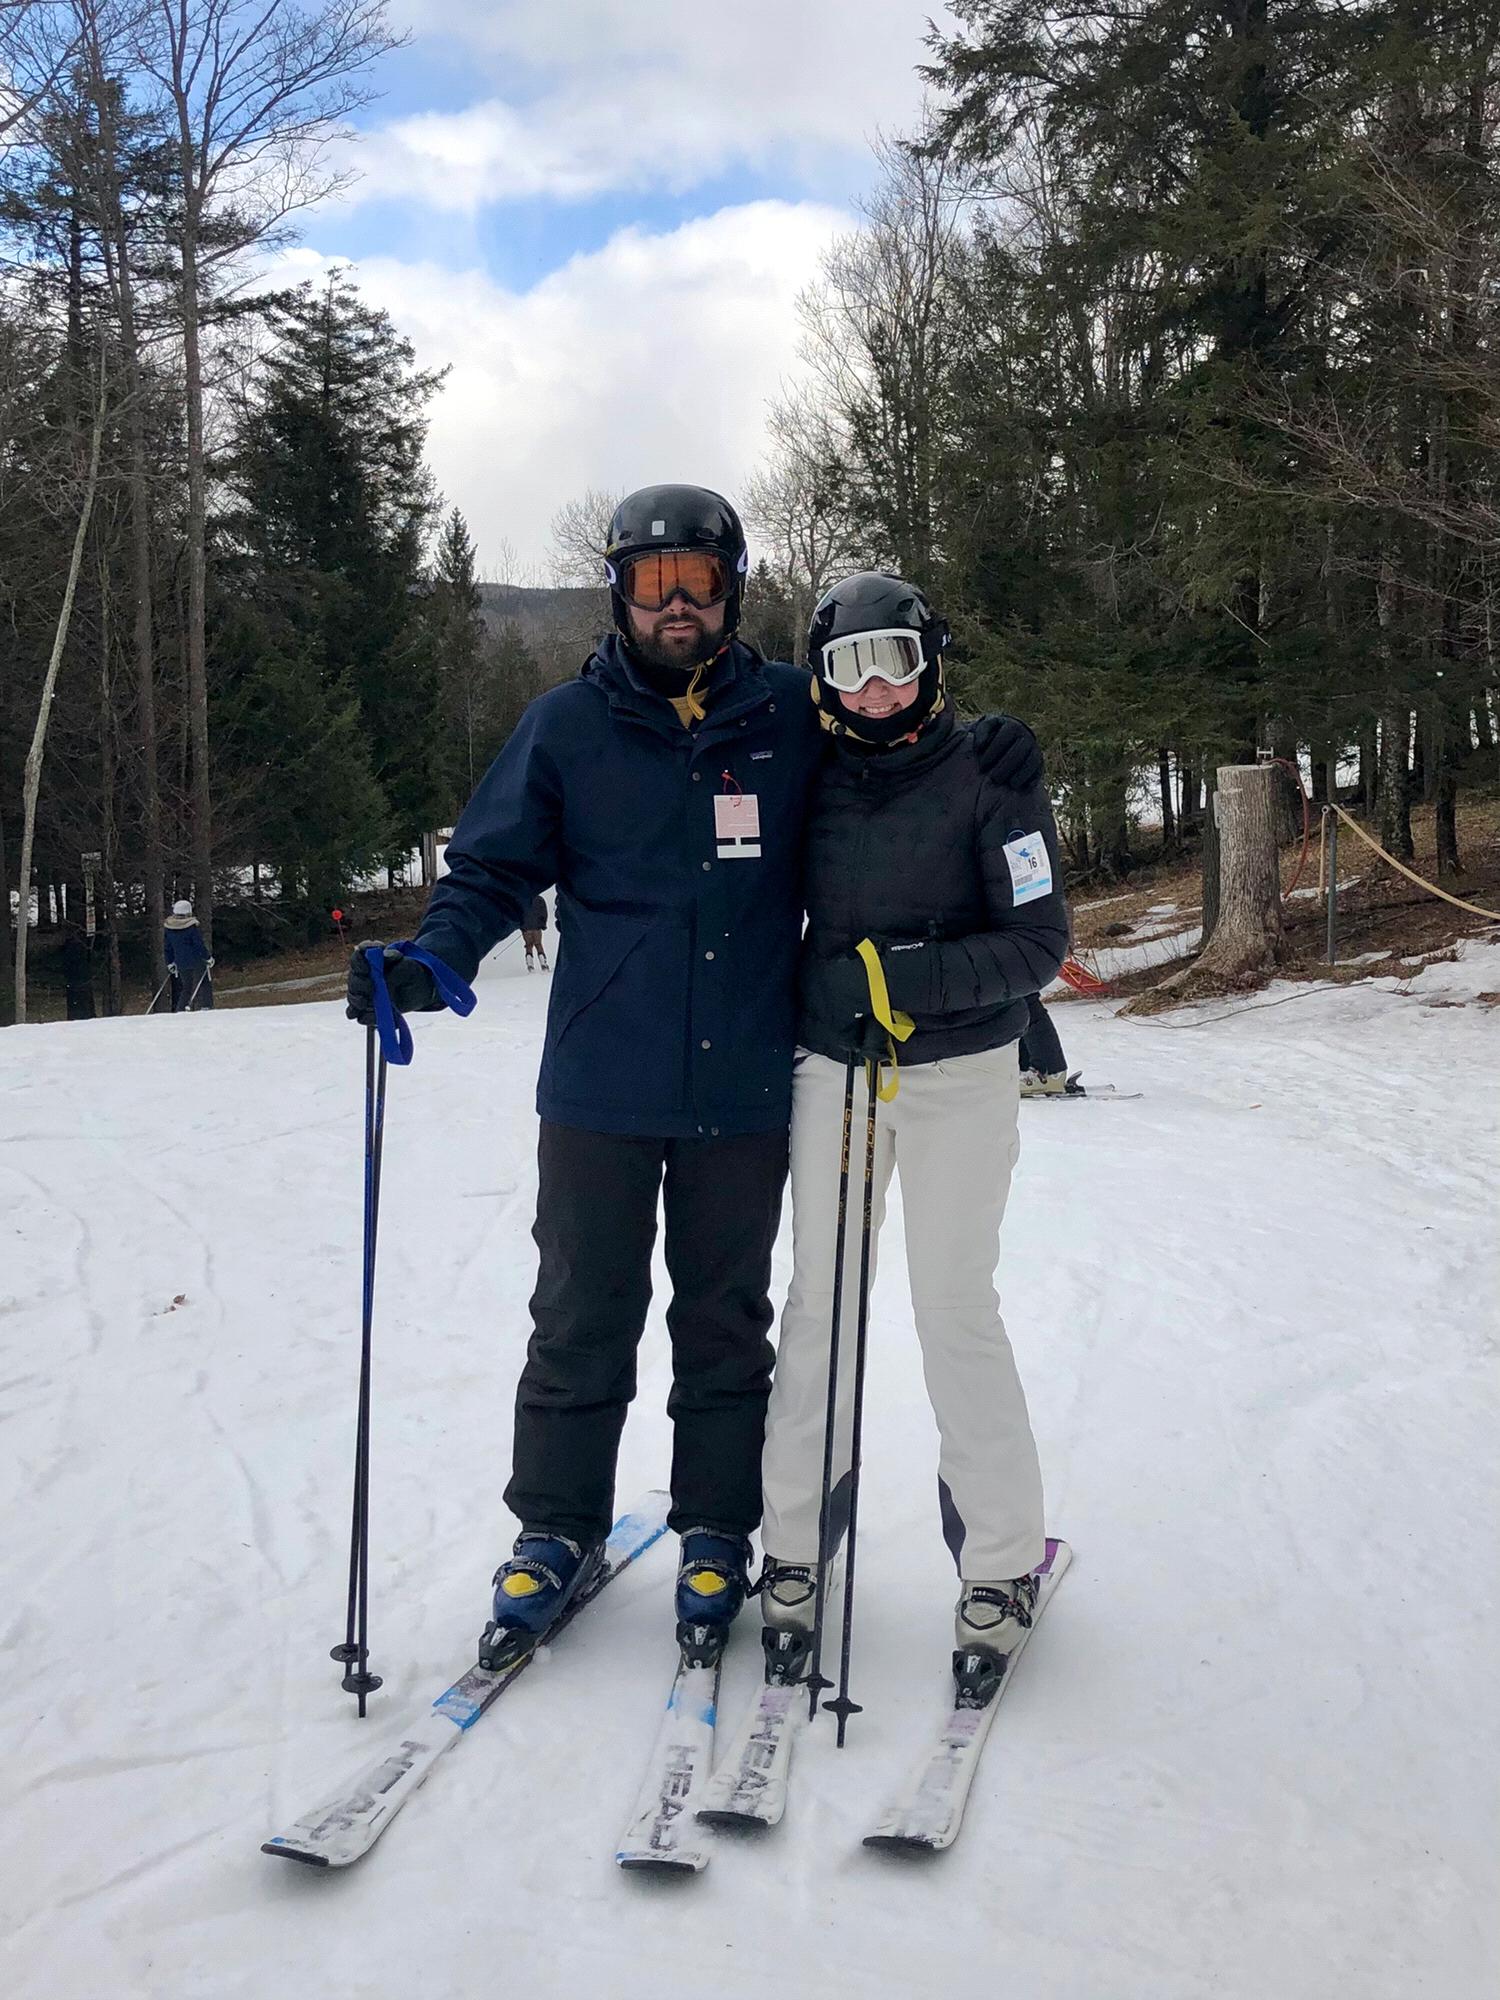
761 1045 1046 1582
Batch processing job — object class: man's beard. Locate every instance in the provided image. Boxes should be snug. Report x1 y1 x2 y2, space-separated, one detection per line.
630 612 723 673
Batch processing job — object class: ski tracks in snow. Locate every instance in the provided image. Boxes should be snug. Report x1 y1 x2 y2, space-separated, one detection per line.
2 955 1497 2000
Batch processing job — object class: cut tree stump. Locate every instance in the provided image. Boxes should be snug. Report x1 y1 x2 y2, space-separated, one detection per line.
1126 762 1284 1011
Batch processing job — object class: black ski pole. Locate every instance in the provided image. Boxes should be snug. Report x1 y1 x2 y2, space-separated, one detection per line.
807 1047 858 1719
331 1024 388 1714
824 1056 879 1745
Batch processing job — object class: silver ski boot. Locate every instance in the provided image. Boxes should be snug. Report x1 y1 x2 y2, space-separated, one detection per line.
953 1572 1039 1708
758 1556 818 1685
956 1572 1040 1654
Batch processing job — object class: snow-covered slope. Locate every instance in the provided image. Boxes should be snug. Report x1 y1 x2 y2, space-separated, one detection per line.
3 941 1496 2000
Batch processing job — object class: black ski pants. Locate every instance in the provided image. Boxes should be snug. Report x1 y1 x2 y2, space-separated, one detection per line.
505 1121 790 1547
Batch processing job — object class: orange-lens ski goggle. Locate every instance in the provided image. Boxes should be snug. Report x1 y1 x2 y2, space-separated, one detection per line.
614 549 731 611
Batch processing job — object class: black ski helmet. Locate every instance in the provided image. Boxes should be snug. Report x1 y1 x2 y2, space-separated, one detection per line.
603 484 749 642
807 570 950 745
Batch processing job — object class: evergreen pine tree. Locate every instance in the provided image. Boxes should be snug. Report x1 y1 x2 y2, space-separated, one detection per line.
221 270 445 895
427 506 488 811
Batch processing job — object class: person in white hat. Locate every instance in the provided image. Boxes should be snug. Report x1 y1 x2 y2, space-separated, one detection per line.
164 900 213 1010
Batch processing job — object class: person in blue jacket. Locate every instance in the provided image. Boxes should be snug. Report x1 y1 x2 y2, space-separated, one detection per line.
346 484 1041 1668
165 900 213 1011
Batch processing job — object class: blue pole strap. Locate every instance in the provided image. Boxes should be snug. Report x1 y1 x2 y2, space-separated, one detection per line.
364 943 477 1068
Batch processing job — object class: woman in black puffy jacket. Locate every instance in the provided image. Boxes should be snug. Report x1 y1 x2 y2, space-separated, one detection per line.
758 573 1069 1689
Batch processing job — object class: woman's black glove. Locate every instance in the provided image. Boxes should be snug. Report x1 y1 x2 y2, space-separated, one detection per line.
346 942 441 1025
970 714 1044 790
802 951 888 1058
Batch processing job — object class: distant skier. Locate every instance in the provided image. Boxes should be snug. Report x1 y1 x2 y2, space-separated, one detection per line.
1018 991 1069 1095
756 573 1069 1696
521 894 550 972
165 900 213 1011
344 485 1042 1673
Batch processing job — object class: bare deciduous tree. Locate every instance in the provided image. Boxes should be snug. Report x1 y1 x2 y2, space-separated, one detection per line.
138 0 402 946
548 485 621 586
795 129 969 581
15 356 108 1023
71 0 171 981
742 385 861 641
0 2 83 146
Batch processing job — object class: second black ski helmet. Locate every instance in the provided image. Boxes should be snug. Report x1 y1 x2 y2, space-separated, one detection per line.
603 484 749 642
807 571 950 745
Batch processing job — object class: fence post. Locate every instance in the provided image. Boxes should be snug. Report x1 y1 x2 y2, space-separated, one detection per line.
1325 814 1339 966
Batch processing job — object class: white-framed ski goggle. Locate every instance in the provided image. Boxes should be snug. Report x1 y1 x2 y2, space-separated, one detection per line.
819 627 929 693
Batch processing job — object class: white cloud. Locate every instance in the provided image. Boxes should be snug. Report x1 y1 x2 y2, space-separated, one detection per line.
281 199 851 571
354 1 956 210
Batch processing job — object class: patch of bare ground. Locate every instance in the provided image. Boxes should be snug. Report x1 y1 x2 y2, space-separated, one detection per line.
1092 794 1500 1013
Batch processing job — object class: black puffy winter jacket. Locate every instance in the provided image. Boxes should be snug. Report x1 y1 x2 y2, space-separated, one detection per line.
798 706 1069 1066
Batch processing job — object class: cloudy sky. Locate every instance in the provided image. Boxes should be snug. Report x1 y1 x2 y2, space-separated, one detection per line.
282 2 953 573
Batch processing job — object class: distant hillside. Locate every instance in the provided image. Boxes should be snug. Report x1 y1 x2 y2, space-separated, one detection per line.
478 581 609 661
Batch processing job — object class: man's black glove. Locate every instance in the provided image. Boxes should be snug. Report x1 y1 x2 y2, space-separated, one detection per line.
842 1014 891 1062
346 942 441 1026
970 713 1044 791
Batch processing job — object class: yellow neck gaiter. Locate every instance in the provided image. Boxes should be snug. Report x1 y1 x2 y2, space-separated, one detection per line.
669 662 709 729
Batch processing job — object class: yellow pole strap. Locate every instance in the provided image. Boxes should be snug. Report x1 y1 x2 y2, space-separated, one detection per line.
855 938 915 1102
1327 802 1500 924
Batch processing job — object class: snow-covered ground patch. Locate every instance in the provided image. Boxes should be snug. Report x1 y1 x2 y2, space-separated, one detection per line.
1052 923 1203 985
1288 875 1362 900
2 941 1496 2000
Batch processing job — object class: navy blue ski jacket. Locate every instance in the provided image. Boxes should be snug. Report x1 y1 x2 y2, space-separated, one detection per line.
414 635 823 1138
164 918 209 974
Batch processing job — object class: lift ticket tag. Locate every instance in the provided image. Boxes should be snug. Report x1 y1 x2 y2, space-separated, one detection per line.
714 793 761 859
1004 831 1052 905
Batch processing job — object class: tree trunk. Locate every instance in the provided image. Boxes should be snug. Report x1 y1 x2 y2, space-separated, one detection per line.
1360 724 1378 813
1157 749 1177 849
1179 758 1197 829
1201 768 1222 942
1373 535 1413 857
97 543 123 1015
91 48 167 987
0 791 12 1026
1433 689 1463 881
1134 764 1283 1009
1434 745 1460 880
125 347 166 982
15 369 107 1024
1311 751 1331 805
1379 704 1414 859
1265 720 1300 843
1064 799 1090 873
177 191 213 947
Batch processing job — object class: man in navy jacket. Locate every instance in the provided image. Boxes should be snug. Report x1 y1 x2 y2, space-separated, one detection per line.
347 485 1040 1664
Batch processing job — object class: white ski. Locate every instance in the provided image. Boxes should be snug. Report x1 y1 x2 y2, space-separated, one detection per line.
696 1679 804 1828
863 1537 1072 1853
262 1492 670 1869
615 1656 721 1872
